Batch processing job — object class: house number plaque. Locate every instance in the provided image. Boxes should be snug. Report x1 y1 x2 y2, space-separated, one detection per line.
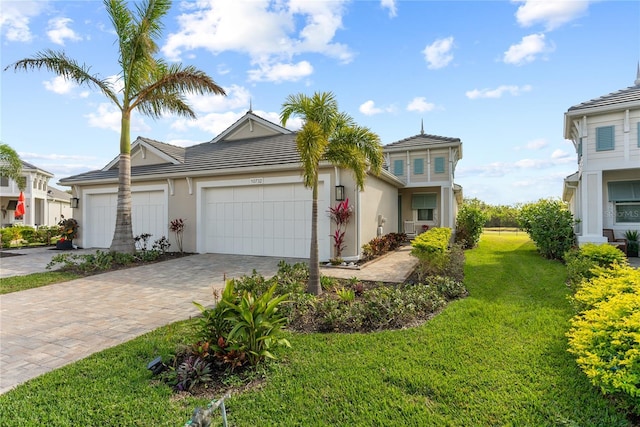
250 177 264 184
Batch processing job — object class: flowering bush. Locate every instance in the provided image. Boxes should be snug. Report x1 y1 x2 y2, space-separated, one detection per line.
327 199 353 258
58 217 79 241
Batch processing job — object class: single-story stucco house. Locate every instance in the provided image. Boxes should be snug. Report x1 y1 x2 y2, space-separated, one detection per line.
563 68 640 245
59 112 463 261
0 160 72 228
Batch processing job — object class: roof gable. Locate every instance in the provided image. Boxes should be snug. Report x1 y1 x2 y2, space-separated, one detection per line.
210 111 292 143
102 137 186 171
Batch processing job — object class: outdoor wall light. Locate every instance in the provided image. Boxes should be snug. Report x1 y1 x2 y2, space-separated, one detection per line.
335 185 345 201
71 197 80 209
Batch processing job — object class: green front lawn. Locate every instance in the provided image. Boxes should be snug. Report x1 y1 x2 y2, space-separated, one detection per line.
0 271 81 294
0 234 630 426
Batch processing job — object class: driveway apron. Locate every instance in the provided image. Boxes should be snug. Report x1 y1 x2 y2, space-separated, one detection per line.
0 253 303 394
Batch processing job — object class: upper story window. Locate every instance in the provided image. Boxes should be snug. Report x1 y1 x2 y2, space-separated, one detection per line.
393 159 404 177
434 157 445 174
596 125 614 151
0 176 8 187
413 158 424 175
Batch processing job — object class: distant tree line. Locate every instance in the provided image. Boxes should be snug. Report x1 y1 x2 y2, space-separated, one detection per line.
462 198 520 228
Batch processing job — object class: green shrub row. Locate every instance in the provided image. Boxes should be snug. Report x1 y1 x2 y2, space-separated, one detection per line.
564 243 628 291
1 225 58 247
566 262 640 414
410 227 451 256
518 198 576 260
454 203 488 249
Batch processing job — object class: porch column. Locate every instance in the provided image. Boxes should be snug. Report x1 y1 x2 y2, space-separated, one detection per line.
577 170 606 244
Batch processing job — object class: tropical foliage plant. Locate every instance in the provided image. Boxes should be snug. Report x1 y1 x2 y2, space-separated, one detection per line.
0 144 24 190
328 198 353 258
280 91 383 295
4 0 226 253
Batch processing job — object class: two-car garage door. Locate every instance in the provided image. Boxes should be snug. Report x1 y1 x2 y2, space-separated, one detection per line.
84 190 167 249
202 182 329 259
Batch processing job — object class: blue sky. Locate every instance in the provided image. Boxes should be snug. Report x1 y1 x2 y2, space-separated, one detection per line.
1 0 638 205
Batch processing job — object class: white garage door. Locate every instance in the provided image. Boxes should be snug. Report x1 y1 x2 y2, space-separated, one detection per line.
84 190 167 248
202 183 328 259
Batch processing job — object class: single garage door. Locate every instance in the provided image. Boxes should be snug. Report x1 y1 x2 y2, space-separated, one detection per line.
84 190 167 248
203 183 329 259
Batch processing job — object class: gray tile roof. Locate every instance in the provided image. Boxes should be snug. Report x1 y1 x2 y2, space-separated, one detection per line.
139 137 186 164
384 133 461 151
60 133 302 184
567 84 640 112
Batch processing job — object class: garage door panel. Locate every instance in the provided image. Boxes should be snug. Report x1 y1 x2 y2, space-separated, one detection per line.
203 182 328 258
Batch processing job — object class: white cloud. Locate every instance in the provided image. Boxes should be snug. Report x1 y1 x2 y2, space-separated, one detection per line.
381 0 397 17
0 1 47 42
85 103 150 133
518 138 548 150
43 76 76 95
422 36 454 69
185 84 251 114
513 0 591 31
466 84 532 99
47 17 82 45
162 0 352 82
406 97 436 112
248 60 313 83
360 100 382 116
551 149 573 162
503 33 554 65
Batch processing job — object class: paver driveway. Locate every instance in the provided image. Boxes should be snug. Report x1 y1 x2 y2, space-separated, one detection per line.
0 252 304 394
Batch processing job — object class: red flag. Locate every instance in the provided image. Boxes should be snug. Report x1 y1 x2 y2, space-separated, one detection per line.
14 192 25 218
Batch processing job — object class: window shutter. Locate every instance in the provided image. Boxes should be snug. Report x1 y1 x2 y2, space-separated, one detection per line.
393 159 404 176
434 157 445 174
608 181 640 202
596 126 614 151
414 158 424 174
411 194 437 209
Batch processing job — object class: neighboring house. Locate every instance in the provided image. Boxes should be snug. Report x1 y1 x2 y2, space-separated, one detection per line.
59 111 463 260
0 160 71 228
384 125 463 236
563 69 640 245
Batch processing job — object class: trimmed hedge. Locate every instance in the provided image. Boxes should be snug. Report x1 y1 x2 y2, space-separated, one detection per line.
410 227 451 257
564 243 628 290
567 264 640 414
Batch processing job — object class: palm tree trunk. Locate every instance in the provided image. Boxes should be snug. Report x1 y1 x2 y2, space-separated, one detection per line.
110 112 135 254
307 180 321 295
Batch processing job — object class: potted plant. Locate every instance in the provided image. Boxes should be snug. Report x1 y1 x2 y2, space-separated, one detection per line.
625 230 639 257
56 217 79 250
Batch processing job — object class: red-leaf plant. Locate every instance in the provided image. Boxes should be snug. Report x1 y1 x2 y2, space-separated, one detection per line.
327 198 353 258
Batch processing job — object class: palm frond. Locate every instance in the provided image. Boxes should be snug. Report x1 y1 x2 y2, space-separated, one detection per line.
296 122 328 188
4 49 119 107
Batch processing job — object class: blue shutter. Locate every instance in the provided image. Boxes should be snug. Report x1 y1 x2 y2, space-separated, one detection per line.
414 158 424 174
393 159 404 176
596 126 614 151
434 157 445 174
578 139 583 157
411 194 437 209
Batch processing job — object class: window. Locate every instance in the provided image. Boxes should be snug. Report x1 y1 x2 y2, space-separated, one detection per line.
413 158 424 175
0 176 8 187
393 159 404 177
596 125 614 151
412 193 436 221
434 157 445 174
608 181 640 223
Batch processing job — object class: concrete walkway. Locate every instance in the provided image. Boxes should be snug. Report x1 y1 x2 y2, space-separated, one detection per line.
320 245 418 282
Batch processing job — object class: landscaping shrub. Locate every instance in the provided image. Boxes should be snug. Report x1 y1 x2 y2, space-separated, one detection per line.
564 243 628 290
410 227 452 280
454 203 488 249
567 264 640 414
518 198 576 260
361 232 406 261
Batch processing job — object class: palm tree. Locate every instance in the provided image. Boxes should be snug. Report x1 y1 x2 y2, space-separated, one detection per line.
4 0 226 253
280 92 383 295
0 143 24 190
